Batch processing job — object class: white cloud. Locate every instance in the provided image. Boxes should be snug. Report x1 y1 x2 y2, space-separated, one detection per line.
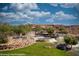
0 11 51 21
0 12 19 19
1 3 78 24
60 4 77 8
50 3 78 8
1 3 51 21
52 11 77 20
2 3 38 11
75 4 79 12
50 3 58 7
46 18 54 23
0 12 30 20
28 11 51 18
2 6 8 10
0 11 77 24
46 11 77 23
10 3 38 11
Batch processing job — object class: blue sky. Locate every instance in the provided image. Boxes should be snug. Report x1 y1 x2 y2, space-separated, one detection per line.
0 3 79 25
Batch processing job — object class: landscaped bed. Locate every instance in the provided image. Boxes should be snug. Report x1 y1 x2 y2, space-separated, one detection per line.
0 42 72 56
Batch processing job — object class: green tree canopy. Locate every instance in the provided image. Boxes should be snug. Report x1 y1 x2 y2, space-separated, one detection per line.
46 27 55 36
59 27 68 33
64 35 78 48
12 25 32 35
0 33 8 44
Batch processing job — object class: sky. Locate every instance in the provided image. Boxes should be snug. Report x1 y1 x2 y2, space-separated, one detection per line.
0 3 79 25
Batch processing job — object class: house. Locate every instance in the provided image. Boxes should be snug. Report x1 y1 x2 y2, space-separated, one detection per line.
33 36 57 43
45 38 57 43
55 32 67 37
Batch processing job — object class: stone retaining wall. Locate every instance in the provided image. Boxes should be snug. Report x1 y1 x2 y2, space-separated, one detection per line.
0 38 36 51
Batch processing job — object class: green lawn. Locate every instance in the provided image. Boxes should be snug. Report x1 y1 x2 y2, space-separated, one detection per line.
0 42 72 56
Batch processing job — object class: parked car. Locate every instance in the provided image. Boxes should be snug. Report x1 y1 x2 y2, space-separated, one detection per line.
56 44 71 51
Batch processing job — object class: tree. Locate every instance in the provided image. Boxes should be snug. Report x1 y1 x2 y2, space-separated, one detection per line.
12 25 32 36
33 26 44 35
59 27 68 33
46 27 54 37
0 24 12 44
24 25 32 32
64 36 78 49
0 24 13 36
13 26 25 35
0 33 8 44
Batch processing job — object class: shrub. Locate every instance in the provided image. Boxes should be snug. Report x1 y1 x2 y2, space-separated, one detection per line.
0 34 8 44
